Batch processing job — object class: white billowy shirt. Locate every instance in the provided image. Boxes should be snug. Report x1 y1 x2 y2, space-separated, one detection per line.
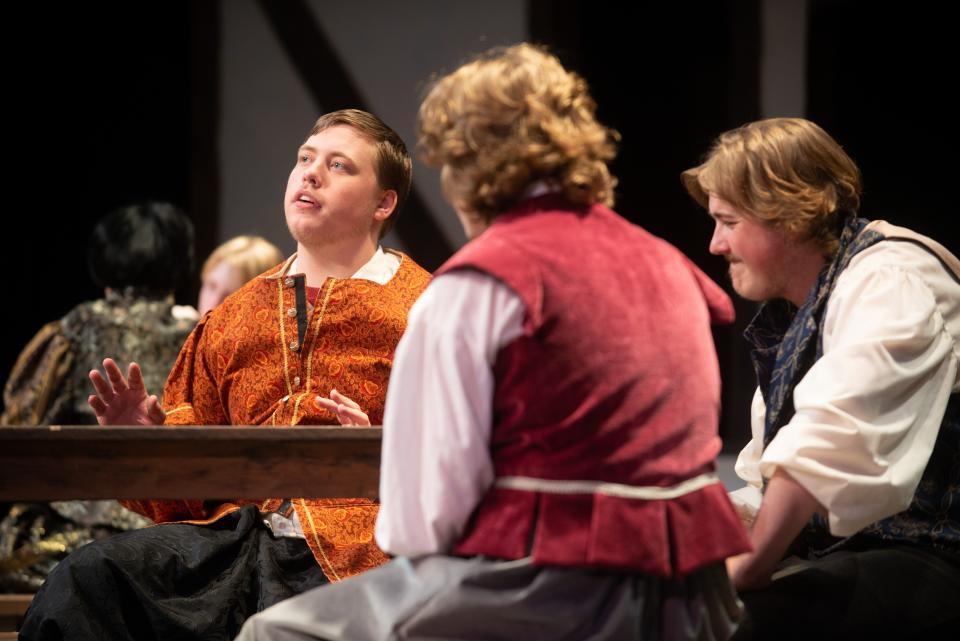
731 240 960 537
375 270 526 557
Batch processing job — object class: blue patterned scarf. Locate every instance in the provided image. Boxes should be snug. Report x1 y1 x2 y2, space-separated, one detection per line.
744 217 883 448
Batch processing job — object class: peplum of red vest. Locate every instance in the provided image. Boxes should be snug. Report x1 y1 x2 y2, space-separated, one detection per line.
435 195 751 577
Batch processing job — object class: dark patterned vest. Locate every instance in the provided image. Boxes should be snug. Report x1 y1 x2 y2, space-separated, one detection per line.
745 218 960 556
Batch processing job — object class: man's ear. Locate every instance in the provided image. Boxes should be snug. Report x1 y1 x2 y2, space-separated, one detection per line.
373 190 398 223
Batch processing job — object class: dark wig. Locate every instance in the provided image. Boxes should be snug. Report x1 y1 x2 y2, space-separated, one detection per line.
86 201 195 296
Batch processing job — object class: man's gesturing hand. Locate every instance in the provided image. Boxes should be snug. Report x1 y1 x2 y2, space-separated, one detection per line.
88 358 165 426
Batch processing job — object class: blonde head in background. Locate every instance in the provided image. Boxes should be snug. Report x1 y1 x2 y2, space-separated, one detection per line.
198 236 284 315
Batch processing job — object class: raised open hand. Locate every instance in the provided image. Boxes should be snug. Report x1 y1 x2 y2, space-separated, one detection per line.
88 358 165 426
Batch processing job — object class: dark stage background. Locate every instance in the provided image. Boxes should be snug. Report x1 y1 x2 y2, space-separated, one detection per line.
6 1 956 451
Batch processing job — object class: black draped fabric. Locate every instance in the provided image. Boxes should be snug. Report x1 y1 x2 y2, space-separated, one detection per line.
732 544 960 641
19 505 328 641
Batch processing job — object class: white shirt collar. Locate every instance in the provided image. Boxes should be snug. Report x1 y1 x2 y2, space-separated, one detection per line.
285 246 401 285
351 246 401 284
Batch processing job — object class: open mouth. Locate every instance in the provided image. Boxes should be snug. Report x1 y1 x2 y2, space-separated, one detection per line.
294 192 320 208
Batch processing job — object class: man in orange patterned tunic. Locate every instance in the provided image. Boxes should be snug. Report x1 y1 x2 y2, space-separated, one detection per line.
20 110 431 641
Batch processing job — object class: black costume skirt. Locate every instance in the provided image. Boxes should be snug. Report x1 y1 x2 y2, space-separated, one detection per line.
19 504 328 641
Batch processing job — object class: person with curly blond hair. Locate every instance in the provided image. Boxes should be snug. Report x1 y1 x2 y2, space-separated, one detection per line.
239 43 749 641
683 118 960 639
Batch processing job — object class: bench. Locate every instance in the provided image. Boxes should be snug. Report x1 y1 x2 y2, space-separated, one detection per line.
0 594 32 639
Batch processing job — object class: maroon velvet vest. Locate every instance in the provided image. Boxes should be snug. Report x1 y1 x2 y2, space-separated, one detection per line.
436 195 751 576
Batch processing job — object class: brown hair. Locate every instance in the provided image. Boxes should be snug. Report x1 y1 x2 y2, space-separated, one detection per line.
310 109 412 237
418 43 618 221
682 118 861 255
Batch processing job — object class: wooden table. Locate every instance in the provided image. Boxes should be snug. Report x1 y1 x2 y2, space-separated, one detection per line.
0 425 383 501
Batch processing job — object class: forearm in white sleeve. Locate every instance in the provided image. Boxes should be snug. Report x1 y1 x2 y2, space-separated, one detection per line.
375 270 525 556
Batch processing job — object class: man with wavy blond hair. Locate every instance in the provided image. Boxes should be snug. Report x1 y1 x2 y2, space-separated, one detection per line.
239 43 750 641
683 118 960 639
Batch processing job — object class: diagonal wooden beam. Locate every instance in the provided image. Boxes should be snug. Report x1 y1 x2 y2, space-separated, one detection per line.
256 0 451 270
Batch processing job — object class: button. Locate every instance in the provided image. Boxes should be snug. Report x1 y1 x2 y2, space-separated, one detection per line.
284 277 295 288
293 376 301 386
289 341 299 351
287 307 297 317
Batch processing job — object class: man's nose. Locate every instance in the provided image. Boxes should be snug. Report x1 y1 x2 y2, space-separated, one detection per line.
709 222 729 255
302 162 321 185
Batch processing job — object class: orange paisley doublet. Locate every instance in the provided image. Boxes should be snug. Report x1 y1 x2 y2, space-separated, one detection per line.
122 251 430 581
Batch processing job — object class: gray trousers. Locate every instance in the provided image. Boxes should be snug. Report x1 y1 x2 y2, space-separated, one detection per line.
237 555 741 641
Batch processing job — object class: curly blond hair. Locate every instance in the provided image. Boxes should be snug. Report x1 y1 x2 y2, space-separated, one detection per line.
682 118 861 255
418 43 619 220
